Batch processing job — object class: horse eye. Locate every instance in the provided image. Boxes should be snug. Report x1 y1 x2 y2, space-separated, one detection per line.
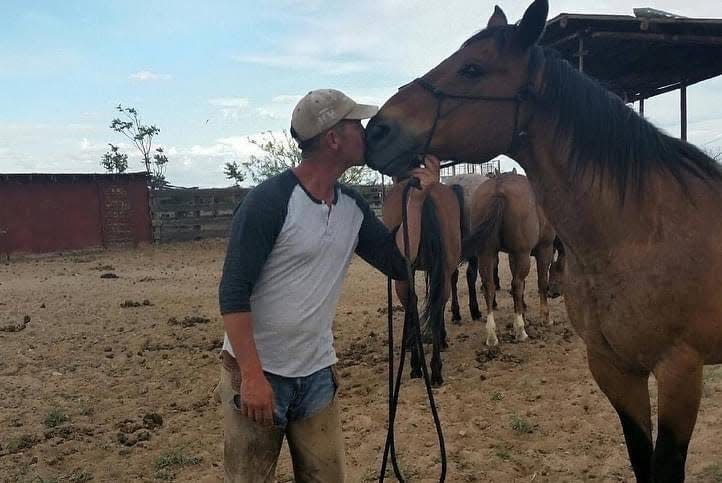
458 64 485 79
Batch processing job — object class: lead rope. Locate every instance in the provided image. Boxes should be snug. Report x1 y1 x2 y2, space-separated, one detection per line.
380 179 447 482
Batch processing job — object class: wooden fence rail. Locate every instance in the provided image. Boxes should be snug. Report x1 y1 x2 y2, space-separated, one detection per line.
150 184 385 243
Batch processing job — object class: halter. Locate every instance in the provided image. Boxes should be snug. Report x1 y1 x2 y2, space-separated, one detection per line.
378 77 533 174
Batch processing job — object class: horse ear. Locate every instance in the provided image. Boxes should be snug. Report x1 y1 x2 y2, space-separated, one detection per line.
516 0 548 49
487 5 508 28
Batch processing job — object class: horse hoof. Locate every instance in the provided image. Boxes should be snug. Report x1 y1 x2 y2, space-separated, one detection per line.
432 377 444 387
486 336 499 347
471 312 481 321
442 341 449 351
517 331 529 342
451 314 462 324
410 370 422 379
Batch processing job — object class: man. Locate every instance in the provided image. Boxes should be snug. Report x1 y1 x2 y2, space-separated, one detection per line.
216 88 440 482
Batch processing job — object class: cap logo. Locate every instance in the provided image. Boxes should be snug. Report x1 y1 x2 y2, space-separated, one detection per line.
317 106 337 125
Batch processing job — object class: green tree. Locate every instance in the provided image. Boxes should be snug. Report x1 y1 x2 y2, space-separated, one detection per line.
223 161 245 186
108 104 170 189
242 129 376 185
100 143 128 173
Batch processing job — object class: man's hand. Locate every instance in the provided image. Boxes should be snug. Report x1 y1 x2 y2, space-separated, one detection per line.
240 371 275 426
409 155 441 196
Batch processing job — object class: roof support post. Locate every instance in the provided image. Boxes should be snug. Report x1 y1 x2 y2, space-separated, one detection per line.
639 98 645 118
577 36 585 72
680 83 687 141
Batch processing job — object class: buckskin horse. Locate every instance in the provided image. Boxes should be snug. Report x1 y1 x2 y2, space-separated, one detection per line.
464 172 556 346
364 1 722 480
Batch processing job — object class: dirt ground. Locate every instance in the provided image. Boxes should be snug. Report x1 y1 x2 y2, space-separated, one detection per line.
1 239 721 482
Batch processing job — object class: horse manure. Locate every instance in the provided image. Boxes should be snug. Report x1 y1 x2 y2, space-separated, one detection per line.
168 316 211 327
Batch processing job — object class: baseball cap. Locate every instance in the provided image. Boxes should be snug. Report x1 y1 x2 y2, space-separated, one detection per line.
290 89 378 142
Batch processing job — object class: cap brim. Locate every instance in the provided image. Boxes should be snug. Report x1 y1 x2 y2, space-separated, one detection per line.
344 103 379 120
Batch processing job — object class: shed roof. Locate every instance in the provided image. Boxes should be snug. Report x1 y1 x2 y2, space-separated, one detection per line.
540 13 722 102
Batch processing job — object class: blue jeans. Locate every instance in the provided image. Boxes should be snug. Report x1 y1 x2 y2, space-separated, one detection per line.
216 359 346 482
232 366 337 429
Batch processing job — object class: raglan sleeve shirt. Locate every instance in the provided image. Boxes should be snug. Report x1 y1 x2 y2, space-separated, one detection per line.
218 180 288 315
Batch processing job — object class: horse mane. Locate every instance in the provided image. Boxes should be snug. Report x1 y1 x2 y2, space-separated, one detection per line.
463 26 722 197
532 45 722 197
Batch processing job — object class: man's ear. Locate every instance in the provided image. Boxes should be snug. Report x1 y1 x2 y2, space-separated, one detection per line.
325 129 341 150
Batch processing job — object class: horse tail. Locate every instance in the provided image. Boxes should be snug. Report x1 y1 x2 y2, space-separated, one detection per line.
461 195 505 259
450 184 467 238
418 196 446 337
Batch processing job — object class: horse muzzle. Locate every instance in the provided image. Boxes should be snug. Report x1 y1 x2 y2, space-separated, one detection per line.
365 116 421 177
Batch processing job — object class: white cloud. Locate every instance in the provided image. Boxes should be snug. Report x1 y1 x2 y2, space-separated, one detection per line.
272 95 302 104
208 97 251 119
233 53 375 76
128 70 171 81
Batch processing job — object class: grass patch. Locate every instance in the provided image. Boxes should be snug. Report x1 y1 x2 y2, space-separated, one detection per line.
6 434 38 453
68 470 93 483
44 408 69 428
704 366 722 383
495 449 511 460
491 391 504 401
510 415 534 434
154 448 202 480
700 463 722 482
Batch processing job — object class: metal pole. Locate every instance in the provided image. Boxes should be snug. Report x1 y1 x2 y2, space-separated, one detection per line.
639 98 645 118
577 36 584 72
680 84 687 141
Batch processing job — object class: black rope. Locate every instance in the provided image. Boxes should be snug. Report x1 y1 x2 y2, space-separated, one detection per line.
380 179 447 482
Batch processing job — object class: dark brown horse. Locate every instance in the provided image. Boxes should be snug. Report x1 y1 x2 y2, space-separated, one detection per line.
365 1 722 480
464 173 556 346
383 179 462 386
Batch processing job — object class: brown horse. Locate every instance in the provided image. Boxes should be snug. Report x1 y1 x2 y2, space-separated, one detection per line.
383 178 462 386
464 173 556 346
365 1 722 480
441 173 495 322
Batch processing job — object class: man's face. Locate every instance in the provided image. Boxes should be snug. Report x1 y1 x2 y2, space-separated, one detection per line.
337 120 366 167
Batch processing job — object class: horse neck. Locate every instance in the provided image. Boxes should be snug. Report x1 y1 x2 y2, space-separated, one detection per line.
516 119 642 270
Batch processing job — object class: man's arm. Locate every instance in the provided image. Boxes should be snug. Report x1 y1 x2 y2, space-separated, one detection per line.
219 174 293 426
223 312 274 426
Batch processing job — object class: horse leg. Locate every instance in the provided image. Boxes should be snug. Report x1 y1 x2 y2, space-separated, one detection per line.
509 253 530 341
652 345 704 482
467 256 482 320
493 254 501 292
478 255 498 346
430 308 445 386
395 279 422 379
588 349 653 483
535 243 554 325
450 268 462 323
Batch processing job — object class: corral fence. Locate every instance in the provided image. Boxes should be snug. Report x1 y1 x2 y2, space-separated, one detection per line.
150 184 385 243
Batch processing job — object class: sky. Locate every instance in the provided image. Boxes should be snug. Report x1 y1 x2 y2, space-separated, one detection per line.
1 0 721 188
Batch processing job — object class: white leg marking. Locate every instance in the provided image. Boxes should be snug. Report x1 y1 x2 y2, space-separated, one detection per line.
515 313 529 341
485 312 499 347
